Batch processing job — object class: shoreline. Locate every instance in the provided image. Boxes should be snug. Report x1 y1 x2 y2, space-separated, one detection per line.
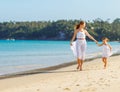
0 53 119 80
0 55 120 92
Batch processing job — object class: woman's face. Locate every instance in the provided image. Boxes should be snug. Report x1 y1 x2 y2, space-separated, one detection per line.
81 23 86 28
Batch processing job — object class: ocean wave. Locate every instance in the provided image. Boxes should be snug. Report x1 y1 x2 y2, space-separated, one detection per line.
0 53 71 57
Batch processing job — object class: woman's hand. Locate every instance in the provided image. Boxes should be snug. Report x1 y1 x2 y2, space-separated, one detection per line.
95 40 98 44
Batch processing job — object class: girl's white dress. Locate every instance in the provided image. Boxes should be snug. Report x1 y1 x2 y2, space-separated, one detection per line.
102 44 112 58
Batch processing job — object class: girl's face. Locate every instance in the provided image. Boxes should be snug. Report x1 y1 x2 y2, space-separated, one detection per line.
102 38 108 43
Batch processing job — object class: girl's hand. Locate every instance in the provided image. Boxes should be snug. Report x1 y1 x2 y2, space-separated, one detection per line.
96 43 99 46
70 42 73 46
97 43 103 46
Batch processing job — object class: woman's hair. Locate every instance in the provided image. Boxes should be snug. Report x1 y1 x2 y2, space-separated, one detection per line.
102 37 109 41
75 21 85 29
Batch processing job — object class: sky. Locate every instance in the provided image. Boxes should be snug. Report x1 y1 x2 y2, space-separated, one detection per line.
0 0 120 22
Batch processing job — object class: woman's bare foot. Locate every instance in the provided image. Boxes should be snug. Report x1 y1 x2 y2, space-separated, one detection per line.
80 65 82 71
76 65 79 70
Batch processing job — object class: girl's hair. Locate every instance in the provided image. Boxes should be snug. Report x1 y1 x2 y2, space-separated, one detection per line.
102 37 109 41
75 21 85 29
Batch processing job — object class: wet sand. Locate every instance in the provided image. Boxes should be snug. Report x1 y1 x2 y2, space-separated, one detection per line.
0 55 120 92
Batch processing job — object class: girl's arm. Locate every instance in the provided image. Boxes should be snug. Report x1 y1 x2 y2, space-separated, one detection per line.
108 44 112 51
84 30 98 44
97 43 104 46
70 29 77 45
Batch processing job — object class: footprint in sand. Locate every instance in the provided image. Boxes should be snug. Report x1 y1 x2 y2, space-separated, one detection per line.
107 80 110 82
76 84 80 86
87 83 93 87
99 78 104 80
104 83 110 87
80 87 97 92
37 89 40 91
99 78 105 83
111 75 118 79
58 86 61 88
64 88 71 91
25 86 29 88
110 70 113 72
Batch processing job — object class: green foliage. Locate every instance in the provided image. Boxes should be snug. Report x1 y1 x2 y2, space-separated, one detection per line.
0 18 120 41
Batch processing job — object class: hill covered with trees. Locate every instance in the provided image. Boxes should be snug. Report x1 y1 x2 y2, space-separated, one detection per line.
0 18 120 41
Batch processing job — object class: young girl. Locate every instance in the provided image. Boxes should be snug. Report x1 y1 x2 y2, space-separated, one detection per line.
97 37 112 69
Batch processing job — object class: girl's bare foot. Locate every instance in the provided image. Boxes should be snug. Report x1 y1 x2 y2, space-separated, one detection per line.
104 64 106 69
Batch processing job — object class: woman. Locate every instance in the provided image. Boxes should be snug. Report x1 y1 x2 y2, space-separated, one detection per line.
70 21 98 71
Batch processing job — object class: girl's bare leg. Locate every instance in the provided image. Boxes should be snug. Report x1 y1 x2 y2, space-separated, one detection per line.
102 57 107 69
104 58 107 69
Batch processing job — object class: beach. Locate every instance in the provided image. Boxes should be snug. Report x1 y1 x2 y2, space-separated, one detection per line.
0 55 120 92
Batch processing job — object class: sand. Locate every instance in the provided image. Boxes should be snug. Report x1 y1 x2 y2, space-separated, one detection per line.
0 55 120 92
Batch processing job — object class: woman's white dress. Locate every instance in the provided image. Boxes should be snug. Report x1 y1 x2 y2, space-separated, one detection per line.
70 31 87 60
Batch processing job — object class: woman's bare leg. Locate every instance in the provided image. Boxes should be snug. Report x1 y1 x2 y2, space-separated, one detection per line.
80 60 83 71
77 58 83 71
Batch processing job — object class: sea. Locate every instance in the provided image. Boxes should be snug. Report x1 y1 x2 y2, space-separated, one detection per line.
0 40 120 75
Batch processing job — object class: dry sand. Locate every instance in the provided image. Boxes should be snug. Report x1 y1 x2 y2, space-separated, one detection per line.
0 55 120 92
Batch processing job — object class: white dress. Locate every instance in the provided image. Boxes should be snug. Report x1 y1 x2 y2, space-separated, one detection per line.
102 44 112 58
70 31 87 60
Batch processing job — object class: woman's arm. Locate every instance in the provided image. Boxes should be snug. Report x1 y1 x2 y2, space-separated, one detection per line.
84 30 98 44
70 29 77 45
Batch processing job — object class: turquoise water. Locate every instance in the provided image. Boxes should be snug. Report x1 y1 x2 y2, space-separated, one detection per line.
0 40 120 75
